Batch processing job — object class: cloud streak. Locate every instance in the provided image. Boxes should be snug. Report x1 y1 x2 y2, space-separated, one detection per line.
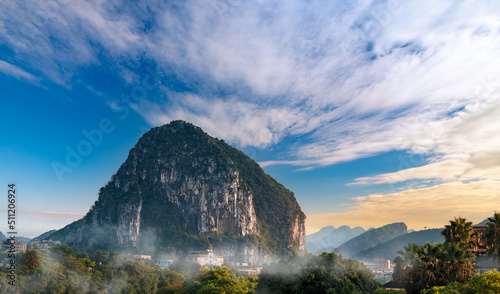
0 60 39 82
140 0 500 179
7 210 85 238
351 99 500 185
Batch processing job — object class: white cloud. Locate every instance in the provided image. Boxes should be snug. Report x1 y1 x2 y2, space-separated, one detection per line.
351 99 500 185
140 0 500 175
2 0 500 182
136 92 306 147
67 0 142 53
0 0 144 85
0 60 38 82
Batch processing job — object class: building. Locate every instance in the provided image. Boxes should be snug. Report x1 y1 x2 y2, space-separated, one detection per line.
470 226 488 256
359 258 394 283
2 240 27 253
470 226 499 273
360 258 392 271
235 266 262 276
17 241 27 252
134 255 152 263
133 255 174 269
154 259 173 269
30 240 61 250
232 262 262 275
186 250 224 266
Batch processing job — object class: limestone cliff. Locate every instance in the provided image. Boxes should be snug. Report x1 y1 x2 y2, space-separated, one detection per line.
50 121 306 257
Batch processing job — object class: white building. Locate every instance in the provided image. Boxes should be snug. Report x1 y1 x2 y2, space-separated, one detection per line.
186 250 224 266
134 255 152 263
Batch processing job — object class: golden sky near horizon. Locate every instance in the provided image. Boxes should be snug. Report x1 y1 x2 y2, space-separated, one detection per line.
306 180 500 234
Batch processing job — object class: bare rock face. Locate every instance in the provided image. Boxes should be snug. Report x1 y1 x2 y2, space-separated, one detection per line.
116 201 142 246
292 215 307 251
50 121 305 258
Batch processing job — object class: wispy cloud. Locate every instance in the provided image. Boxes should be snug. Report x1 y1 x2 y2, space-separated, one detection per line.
136 91 306 147
0 0 143 85
24 210 84 217
306 180 500 234
2 0 500 179
0 60 38 82
351 99 500 185
141 0 500 173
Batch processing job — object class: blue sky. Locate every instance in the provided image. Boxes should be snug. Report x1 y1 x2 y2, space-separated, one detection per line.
1 0 500 237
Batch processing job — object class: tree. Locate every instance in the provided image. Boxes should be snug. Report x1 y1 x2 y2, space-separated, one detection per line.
19 250 43 274
185 266 257 294
441 243 476 283
257 253 379 294
393 243 420 286
442 217 477 248
396 241 476 294
422 269 500 294
484 211 500 257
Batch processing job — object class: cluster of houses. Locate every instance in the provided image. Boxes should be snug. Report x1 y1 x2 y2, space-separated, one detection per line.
0 239 62 267
134 249 262 275
0 239 62 253
134 254 174 269
30 240 61 250
1 240 27 253
0 237 262 275
359 258 394 282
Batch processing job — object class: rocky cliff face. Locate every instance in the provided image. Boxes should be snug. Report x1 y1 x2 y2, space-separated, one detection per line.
292 215 306 251
50 121 305 257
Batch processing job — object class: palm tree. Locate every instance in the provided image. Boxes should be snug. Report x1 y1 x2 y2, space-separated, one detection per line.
394 243 421 285
404 243 443 294
401 241 477 293
484 211 500 256
442 217 477 248
397 243 421 265
441 243 476 283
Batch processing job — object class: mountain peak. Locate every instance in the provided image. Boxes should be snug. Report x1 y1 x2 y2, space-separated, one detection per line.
159 120 202 131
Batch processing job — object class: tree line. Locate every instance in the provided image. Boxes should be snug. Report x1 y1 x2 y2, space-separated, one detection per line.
0 244 394 293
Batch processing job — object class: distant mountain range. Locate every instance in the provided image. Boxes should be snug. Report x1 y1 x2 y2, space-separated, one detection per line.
335 222 407 258
0 232 31 243
306 220 498 262
307 226 336 242
354 228 444 261
306 225 366 254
